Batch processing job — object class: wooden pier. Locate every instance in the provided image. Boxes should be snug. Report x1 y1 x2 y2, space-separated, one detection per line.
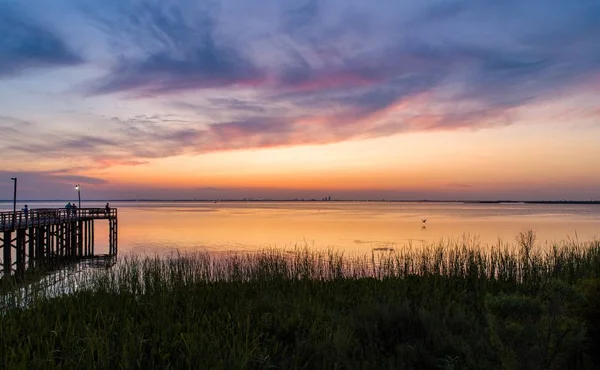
0 208 117 278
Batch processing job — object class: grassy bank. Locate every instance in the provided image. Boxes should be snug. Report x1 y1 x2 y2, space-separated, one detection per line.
2 232 600 369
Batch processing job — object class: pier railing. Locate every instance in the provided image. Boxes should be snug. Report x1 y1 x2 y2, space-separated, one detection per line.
0 208 117 232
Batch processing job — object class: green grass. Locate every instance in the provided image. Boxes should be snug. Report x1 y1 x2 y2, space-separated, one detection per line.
2 231 600 369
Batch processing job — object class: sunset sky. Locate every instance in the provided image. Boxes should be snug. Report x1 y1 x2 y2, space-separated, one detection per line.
1 0 599 200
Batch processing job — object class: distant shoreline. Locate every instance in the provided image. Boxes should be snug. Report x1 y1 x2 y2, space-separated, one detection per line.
0 199 598 204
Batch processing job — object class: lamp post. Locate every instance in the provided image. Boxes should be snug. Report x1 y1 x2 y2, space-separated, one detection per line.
10 177 17 229
75 184 81 209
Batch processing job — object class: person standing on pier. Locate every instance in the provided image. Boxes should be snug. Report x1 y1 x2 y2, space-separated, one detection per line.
65 202 72 216
22 204 29 224
105 203 111 215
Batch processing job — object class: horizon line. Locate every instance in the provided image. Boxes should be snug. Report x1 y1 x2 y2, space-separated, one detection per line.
0 199 599 204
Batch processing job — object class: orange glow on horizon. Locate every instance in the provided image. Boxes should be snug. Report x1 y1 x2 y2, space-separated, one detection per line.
77 117 600 197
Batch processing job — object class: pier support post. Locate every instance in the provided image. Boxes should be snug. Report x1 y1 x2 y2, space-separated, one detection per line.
28 227 35 269
16 229 26 277
91 220 95 255
77 221 83 257
3 231 11 276
70 222 77 257
109 218 118 255
36 226 45 268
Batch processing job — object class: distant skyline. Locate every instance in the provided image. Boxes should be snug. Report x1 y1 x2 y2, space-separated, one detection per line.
1 0 600 201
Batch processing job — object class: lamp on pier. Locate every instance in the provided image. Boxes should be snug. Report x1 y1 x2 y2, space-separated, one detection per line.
75 184 81 209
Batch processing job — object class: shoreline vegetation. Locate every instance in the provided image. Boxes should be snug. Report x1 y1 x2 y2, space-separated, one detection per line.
2 232 600 369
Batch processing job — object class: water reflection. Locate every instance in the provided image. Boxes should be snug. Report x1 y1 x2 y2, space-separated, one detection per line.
121 202 600 255
1 256 116 310
1 201 599 256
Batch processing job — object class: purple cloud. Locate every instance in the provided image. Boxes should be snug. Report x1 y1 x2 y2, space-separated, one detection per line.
79 0 600 122
0 4 82 77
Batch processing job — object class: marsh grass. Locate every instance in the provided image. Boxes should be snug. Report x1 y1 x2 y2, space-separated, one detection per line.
2 232 600 369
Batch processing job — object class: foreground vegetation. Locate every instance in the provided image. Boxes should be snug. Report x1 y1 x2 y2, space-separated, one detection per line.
2 232 600 369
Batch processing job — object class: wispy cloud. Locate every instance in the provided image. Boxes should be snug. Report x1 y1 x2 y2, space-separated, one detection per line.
80 0 600 102
82 0 265 96
1 0 600 168
47 173 109 185
0 170 108 197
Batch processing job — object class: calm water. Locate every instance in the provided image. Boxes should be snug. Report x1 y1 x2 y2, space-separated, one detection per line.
2 201 599 255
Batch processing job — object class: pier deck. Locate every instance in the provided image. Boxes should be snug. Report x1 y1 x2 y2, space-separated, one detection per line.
0 208 117 278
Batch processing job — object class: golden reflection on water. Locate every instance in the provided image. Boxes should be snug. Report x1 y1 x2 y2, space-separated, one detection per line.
90 202 600 256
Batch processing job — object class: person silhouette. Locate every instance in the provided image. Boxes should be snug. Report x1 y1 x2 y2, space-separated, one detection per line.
22 204 29 222
105 202 110 215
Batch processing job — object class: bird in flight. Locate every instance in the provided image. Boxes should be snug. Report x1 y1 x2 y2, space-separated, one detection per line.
421 219 427 223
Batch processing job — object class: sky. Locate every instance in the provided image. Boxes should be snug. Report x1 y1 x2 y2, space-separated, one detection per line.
1 0 599 201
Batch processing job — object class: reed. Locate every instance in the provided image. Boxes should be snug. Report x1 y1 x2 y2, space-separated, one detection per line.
2 232 600 369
